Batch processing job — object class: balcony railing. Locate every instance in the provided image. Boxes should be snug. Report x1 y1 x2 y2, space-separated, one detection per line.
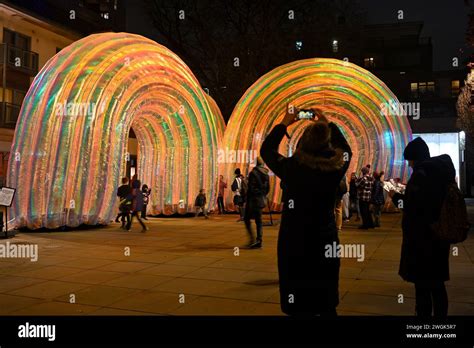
0 102 20 129
0 43 39 75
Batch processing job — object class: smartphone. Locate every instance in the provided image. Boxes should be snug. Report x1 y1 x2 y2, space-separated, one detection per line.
297 109 315 119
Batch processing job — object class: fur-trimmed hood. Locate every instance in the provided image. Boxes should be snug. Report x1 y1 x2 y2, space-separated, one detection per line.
293 147 346 172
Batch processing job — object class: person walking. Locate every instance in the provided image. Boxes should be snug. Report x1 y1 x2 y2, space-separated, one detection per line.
141 184 151 220
217 175 227 214
115 177 131 229
356 166 374 229
371 171 385 227
389 137 456 317
231 168 247 221
261 104 352 316
194 189 209 219
126 180 148 232
244 157 270 248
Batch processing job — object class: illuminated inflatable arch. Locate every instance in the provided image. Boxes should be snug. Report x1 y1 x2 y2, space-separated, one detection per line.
204 94 228 201
8 32 221 229
205 94 226 147
223 58 412 210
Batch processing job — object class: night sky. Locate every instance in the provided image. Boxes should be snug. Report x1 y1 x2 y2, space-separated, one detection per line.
126 0 470 72
359 0 469 71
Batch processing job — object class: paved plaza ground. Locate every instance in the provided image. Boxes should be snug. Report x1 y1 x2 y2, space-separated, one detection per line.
0 208 473 316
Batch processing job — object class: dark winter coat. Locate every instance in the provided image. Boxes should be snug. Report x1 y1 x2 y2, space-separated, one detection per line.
117 184 132 212
117 184 131 200
261 122 352 314
231 175 247 205
246 165 270 216
349 178 357 200
194 193 207 207
335 177 348 201
371 180 385 205
392 154 455 284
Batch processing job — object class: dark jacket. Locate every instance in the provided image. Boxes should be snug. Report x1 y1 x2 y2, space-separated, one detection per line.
117 184 132 211
117 184 131 200
246 165 270 214
371 179 385 205
335 177 348 201
231 175 247 205
261 122 352 314
349 178 357 199
195 193 207 207
392 154 455 283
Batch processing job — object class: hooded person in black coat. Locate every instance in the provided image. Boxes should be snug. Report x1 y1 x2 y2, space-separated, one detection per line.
390 137 455 317
260 106 352 316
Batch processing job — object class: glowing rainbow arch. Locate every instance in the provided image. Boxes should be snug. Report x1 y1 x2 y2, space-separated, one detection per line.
223 58 412 210
7 33 221 229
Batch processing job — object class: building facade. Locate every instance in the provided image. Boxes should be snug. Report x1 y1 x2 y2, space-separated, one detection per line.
0 3 80 185
0 0 126 185
332 21 468 191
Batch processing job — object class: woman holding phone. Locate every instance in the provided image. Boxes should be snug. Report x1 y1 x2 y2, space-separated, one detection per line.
260 104 352 316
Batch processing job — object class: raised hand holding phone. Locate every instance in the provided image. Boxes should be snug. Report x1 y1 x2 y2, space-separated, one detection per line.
296 109 315 120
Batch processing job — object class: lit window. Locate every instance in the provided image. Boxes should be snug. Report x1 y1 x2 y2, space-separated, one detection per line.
418 82 427 95
411 81 435 98
451 80 460 97
410 82 418 98
427 81 435 93
364 57 375 68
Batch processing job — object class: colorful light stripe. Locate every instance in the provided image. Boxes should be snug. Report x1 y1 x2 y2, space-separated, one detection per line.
222 58 412 210
7 33 221 229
